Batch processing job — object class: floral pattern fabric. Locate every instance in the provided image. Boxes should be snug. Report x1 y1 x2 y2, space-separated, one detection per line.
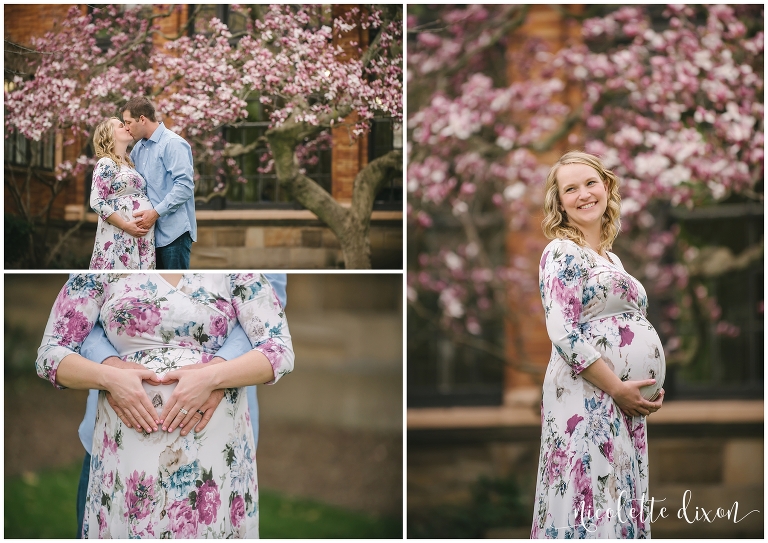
531 239 665 539
36 274 294 538
89 157 155 270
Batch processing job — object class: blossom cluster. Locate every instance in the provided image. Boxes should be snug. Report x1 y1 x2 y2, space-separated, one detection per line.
407 4 763 356
559 5 763 215
5 4 402 197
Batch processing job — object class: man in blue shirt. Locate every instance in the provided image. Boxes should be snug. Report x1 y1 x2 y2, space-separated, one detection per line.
73 274 287 538
121 97 196 269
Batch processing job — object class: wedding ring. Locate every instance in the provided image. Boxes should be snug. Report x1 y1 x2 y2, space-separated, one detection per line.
179 408 189 415
196 409 205 416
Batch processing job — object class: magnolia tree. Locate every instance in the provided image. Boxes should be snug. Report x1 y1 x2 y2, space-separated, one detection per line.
5 5 159 266
5 4 403 268
407 4 763 372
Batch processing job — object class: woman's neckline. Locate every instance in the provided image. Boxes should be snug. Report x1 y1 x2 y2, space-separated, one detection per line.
583 244 616 266
156 273 185 290
559 238 616 266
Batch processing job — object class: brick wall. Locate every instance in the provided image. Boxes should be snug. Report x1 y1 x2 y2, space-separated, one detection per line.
331 5 370 203
503 5 586 397
4 4 85 221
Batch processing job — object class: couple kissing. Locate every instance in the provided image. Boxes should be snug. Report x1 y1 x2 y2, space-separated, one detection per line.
89 97 196 270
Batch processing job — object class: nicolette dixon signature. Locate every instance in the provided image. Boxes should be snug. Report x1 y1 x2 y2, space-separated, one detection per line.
568 489 760 533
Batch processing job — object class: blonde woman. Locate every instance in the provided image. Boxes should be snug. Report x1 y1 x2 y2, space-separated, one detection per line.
531 151 666 538
89 118 155 269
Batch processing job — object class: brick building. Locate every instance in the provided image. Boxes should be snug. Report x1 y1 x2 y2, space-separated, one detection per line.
407 6 763 538
4 4 402 269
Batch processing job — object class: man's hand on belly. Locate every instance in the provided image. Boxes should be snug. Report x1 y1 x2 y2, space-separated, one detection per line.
133 208 159 229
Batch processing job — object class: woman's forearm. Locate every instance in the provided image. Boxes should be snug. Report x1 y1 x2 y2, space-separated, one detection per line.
205 350 275 389
579 358 623 396
105 212 129 231
56 353 114 390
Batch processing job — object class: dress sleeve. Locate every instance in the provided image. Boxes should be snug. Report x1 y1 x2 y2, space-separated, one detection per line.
90 158 118 221
539 241 602 374
229 273 295 384
36 274 106 389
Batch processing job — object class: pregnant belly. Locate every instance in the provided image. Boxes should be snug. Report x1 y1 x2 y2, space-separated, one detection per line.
112 195 153 221
588 314 666 401
122 347 208 377
124 348 208 418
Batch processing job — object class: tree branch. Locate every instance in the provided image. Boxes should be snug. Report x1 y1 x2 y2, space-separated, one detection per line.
42 218 86 267
350 148 402 221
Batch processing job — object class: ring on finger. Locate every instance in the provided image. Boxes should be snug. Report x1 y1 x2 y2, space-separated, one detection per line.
196 409 205 416
179 408 189 416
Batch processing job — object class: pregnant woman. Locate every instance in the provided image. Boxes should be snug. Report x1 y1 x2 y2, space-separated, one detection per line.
531 151 666 539
89 118 155 269
36 273 294 538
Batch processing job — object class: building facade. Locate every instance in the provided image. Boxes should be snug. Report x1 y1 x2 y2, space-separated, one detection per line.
4 4 402 269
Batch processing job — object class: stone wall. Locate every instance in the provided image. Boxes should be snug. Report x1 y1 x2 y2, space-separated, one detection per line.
24 217 402 269
408 419 763 538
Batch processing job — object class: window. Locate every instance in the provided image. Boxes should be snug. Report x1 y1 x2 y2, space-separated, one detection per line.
369 118 403 209
407 214 508 407
4 109 55 170
408 298 505 407
661 204 763 399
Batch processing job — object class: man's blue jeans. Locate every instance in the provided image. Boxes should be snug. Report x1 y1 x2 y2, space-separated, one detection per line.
156 231 192 270
76 453 90 538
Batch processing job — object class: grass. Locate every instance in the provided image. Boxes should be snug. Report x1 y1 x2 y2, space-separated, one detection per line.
4 462 402 539
5 463 81 539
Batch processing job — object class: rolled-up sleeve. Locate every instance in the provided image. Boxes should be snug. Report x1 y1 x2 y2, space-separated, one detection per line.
539 241 601 374
36 275 106 388
154 139 194 217
229 273 295 384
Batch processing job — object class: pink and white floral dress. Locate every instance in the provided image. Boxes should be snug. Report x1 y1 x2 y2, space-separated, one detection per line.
36 274 294 538
531 239 665 539
89 157 155 270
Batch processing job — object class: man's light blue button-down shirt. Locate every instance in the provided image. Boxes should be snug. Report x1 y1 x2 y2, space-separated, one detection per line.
130 122 197 247
77 274 288 454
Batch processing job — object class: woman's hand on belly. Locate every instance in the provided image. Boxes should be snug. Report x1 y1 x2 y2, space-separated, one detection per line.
580 357 662 417
103 357 156 432
158 363 218 433
101 362 163 433
174 358 230 437
105 211 150 238
612 380 663 417
646 388 664 415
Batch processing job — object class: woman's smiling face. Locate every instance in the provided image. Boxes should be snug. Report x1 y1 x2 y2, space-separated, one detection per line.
556 162 608 233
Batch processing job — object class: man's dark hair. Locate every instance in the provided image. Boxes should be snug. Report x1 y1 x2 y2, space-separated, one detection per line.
121 97 157 122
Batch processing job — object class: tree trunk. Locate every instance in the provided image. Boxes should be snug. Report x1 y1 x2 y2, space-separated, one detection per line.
338 214 372 269
266 121 402 269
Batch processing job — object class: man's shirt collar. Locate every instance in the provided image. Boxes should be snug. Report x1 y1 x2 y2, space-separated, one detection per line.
144 122 166 144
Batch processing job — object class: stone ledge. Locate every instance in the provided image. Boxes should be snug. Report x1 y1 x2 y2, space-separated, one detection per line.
407 400 764 430
81 208 402 223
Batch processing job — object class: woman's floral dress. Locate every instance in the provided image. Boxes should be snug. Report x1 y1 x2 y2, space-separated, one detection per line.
89 157 155 270
36 274 295 538
531 239 666 539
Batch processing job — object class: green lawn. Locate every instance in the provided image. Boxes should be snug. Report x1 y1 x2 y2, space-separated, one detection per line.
5 463 402 538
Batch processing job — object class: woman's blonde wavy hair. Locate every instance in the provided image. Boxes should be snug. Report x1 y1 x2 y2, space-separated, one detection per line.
92 117 134 168
541 151 621 253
